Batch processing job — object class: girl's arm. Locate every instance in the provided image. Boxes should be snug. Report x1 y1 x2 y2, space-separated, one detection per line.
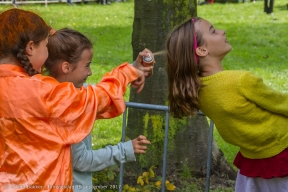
72 137 135 172
240 72 288 116
46 63 139 144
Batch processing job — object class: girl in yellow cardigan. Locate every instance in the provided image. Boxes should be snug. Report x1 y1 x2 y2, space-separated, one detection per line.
166 17 288 192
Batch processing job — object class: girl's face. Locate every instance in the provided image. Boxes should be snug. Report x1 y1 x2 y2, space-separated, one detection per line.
66 48 93 88
30 37 49 72
196 19 232 58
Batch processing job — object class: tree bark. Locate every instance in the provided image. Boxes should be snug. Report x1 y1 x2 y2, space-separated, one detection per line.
126 0 236 185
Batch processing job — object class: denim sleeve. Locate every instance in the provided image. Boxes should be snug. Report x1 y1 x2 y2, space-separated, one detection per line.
72 138 136 172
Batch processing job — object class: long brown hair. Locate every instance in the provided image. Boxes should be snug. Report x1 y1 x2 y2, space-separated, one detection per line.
0 8 51 76
166 17 203 118
44 28 93 78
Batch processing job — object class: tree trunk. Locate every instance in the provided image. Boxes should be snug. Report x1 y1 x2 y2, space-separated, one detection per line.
126 0 236 186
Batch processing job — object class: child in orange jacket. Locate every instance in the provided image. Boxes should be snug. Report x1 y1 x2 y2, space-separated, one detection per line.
0 8 153 191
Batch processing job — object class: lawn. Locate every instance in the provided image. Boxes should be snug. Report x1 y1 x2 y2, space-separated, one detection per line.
1 0 287 185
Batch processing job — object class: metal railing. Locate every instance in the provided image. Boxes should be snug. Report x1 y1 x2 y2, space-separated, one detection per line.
0 0 62 6
0 0 124 5
119 102 214 192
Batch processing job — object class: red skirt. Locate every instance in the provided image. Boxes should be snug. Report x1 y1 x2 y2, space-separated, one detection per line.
233 148 288 179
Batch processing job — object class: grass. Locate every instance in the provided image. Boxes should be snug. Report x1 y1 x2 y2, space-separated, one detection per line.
1 0 287 171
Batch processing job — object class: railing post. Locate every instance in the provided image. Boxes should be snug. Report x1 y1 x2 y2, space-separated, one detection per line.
118 108 128 192
205 120 214 192
161 111 169 192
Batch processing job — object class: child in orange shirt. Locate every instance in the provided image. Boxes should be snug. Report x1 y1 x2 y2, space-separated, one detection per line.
0 8 153 191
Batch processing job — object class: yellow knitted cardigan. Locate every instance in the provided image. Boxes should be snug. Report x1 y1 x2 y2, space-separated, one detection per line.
199 70 288 159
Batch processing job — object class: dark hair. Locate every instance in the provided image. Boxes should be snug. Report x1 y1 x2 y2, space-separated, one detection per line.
166 17 203 118
0 8 51 76
44 28 93 78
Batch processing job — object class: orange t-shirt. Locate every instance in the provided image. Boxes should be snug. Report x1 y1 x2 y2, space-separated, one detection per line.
0 63 137 191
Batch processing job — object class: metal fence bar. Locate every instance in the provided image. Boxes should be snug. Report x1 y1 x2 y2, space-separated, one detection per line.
0 0 90 5
0 0 60 5
125 102 169 111
205 120 214 192
119 107 128 192
0 0 13 4
118 102 214 192
161 110 170 192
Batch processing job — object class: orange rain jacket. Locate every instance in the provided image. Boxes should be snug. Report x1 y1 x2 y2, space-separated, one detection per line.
0 63 138 191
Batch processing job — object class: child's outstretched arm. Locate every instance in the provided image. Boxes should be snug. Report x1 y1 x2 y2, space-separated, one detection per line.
36 49 154 145
72 134 151 172
72 134 140 172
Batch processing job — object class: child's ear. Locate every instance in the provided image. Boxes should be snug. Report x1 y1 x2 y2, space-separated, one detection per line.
25 41 34 56
61 62 71 74
196 47 208 57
